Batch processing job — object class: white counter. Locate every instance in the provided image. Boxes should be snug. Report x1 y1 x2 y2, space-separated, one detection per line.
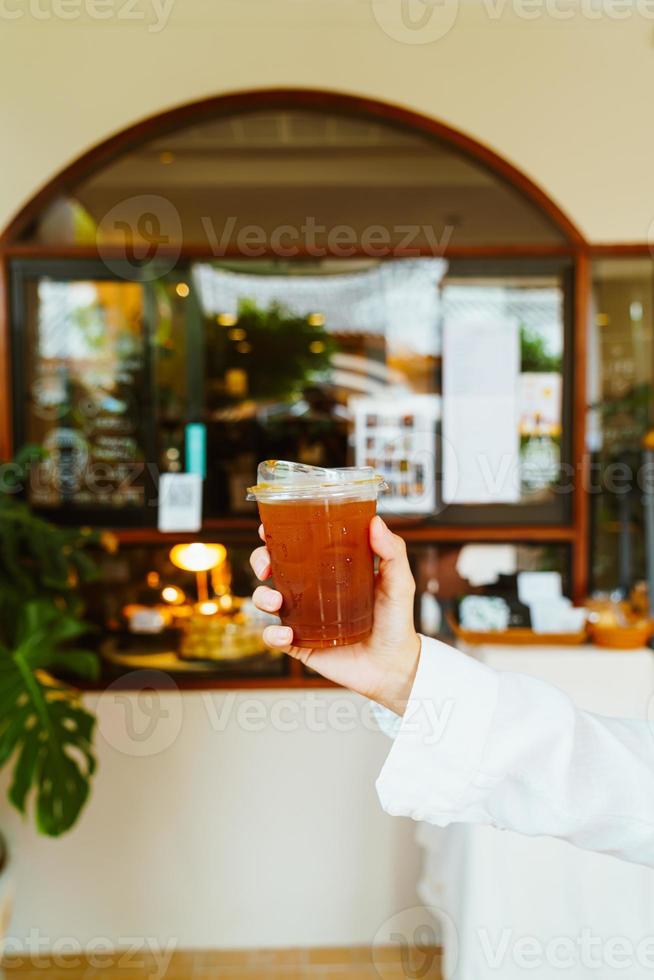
419 643 654 980
0 688 420 953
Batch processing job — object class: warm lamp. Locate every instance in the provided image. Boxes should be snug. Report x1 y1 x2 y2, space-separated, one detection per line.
161 585 185 605
197 600 220 616
169 543 226 573
169 543 227 603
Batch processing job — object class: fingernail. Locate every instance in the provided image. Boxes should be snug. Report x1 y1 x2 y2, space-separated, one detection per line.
267 626 292 645
254 557 269 578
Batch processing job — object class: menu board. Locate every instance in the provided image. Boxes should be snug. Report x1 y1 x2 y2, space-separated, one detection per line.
351 394 440 514
26 280 149 510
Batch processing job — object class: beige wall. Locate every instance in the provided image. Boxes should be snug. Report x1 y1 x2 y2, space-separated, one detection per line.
0 1 653 243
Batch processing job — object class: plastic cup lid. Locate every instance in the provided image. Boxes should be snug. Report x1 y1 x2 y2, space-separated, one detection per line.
247 460 387 501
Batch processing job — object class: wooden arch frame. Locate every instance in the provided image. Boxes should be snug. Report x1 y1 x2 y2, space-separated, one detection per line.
0 88 590 623
1 87 584 248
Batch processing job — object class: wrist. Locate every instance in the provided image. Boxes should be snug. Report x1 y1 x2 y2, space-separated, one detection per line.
379 631 422 716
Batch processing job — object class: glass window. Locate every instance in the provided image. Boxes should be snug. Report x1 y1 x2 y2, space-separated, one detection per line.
25 108 565 249
17 272 153 512
12 260 192 520
193 257 571 524
81 538 288 681
590 258 654 592
11 256 572 525
440 261 570 524
84 536 570 683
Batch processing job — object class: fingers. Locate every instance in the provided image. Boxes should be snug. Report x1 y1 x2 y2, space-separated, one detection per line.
370 515 416 597
252 585 283 613
369 514 405 561
263 624 293 648
251 532 289 649
250 545 271 580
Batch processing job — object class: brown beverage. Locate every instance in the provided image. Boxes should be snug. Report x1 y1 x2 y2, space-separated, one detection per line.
258 497 376 647
248 461 385 648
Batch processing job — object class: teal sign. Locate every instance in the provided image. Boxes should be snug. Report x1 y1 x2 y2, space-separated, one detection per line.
185 423 207 479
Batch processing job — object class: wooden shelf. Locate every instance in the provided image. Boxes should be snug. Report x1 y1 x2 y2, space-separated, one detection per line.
77 671 337 693
110 521 576 545
73 647 335 692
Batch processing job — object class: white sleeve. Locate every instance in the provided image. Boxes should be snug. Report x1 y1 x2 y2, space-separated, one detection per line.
376 635 654 868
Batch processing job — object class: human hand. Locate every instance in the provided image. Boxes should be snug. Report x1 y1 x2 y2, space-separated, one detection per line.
249 516 421 715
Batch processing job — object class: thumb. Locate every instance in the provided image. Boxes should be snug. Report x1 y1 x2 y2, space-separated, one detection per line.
370 516 415 597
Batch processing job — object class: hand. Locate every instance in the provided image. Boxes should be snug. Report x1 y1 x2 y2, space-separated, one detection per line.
250 515 422 715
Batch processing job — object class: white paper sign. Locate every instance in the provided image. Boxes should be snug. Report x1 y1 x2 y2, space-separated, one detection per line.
517 571 563 605
443 316 520 504
350 393 440 514
158 473 203 532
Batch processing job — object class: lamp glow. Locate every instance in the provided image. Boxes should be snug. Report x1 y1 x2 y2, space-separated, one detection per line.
169 543 226 573
162 585 185 605
169 542 227 604
197 600 219 616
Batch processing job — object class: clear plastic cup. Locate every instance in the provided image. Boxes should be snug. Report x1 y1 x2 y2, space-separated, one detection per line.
247 460 386 648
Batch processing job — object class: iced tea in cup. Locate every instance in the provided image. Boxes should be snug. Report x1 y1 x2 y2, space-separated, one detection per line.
247 461 387 648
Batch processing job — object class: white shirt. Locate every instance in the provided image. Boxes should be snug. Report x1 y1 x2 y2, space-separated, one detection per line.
375 635 654 868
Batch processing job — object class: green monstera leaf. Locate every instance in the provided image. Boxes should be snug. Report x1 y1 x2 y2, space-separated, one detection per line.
0 600 99 836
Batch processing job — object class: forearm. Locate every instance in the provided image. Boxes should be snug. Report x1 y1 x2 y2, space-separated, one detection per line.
376 636 654 867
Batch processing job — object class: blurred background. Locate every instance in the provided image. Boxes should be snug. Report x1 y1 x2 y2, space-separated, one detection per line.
0 3 653 978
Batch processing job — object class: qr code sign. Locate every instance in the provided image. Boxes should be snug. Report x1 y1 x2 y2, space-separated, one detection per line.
158 473 203 532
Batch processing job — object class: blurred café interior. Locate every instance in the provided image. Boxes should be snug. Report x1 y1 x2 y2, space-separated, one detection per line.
7 99 651 674
1 7 654 979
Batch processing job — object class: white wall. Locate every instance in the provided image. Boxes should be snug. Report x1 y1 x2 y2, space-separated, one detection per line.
2 2 654 243
0 689 421 951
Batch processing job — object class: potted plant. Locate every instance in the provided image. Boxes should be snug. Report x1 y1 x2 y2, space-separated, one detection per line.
0 450 104 942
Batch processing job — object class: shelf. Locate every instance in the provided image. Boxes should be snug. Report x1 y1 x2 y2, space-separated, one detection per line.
110 521 577 545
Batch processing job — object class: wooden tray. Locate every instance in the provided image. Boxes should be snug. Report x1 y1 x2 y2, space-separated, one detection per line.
588 622 654 649
446 611 587 646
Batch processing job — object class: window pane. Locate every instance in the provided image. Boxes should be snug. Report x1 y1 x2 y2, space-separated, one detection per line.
590 258 654 592
409 540 572 636
81 539 288 681
27 107 565 249
192 258 569 522
442 271 566 511
22 278 152 511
